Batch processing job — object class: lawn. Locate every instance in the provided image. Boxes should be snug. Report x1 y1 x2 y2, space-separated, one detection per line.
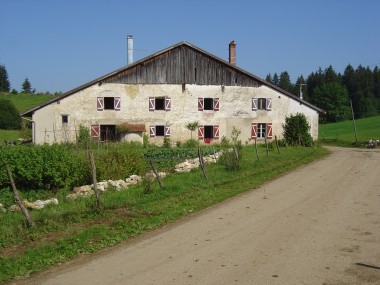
0 145 329 282
319 115 380 146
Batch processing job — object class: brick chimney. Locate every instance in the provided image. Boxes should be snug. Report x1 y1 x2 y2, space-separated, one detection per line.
229 40 236 65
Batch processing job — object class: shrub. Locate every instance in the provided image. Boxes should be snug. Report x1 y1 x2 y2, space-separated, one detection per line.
182 139 198 148
162 137 171 148
283 113 313 146
0 99 22 130
219 127 242 171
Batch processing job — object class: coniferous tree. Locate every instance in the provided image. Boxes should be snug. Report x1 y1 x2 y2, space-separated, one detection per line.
21 77 32 93
272 73 279 86
0 65 11 92
0 99 22 129
278 71 292 92
265 73 273 83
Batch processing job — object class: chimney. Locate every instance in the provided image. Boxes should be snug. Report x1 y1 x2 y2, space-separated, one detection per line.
229 40 236 65
127 35 133 65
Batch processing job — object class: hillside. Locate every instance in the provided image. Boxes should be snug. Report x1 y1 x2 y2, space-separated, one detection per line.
0 92 58 114
319 115 380 145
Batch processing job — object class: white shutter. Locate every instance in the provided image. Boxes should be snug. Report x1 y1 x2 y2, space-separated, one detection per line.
266 98 272 111
213 98 219 111
97 97 104 111
149 126 156 137
165 97 171 111
252 98 258 111
164 126 171 137
114 97 121 111
149 97 155 111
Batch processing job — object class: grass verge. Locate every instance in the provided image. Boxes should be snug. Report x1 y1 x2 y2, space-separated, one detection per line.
0 145 329 283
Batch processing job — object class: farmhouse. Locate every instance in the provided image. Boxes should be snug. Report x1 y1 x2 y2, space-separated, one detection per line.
21 40 324 145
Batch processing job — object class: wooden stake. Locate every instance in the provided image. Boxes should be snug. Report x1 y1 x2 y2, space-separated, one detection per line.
275 135 280 153
198 146 208 180
88 150 101 208
350 99 358 143
254 138 260 161
148 158 163 189
6 165 36 228
264 136 269 156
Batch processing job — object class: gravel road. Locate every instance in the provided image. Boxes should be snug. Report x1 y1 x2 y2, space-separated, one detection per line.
15 147 380 285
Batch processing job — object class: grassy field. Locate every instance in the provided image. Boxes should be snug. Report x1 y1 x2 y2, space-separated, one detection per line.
0 92 57 142
319 115 380 146
0 145 329 282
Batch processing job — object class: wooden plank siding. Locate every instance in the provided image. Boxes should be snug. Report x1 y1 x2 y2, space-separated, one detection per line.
103 45 261 87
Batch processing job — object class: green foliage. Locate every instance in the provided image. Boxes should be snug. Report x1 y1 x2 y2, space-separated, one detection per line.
162 137 171 148
283 113 313 146
185 121 199 140
182 139 198 148
0 65 10 92
219 127 242 171
142 133 149 148
77 125 91 147
21 78 32 94
0 144 90 191
0 99 22 130
278 71 292 92
313 82 351 123
0 92 59 113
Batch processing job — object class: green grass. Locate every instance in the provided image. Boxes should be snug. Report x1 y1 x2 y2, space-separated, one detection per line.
0 145 329 283
0 92 58 114
319 115 380 147
0 130 23 142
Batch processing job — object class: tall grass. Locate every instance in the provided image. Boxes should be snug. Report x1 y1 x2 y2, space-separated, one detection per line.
0 145 329 282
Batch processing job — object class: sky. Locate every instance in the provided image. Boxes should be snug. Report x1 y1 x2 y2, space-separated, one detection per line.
1 0 379 93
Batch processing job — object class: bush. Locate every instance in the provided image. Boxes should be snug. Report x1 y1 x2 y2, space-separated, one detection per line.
283 113 313 146
182 139 198 148
219 127 242 171
0 99 22 130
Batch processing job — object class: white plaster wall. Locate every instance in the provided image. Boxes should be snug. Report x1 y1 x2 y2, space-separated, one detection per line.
32 83 319 144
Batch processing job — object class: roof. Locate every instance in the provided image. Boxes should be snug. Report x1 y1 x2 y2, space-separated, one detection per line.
21 41 325 116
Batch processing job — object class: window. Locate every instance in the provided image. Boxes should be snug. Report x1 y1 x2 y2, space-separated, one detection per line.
62 115 68 124
198 98 219 111
251 123 273 139
198 125 219 140
91 124 117 141
97 97 121 111
149 97 171 111
149 125 170 137
252 98 272 111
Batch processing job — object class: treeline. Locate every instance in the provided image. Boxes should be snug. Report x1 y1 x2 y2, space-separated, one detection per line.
266 64 380 123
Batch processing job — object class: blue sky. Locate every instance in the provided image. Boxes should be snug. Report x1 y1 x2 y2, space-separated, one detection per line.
1 0 379 93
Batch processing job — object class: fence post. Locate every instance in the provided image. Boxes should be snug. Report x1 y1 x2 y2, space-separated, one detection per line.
88 150 102 209
275 135 280 153
6 165 36 228
254 138 260 161
198 146 208 180
148 158 163 189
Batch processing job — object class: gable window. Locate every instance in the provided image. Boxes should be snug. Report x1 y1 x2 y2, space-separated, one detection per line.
198 98 219 111
251 123 273 139
97 97 121 111
149 97 171 111
252 98 272 111
62 115 68 124
149 125 170 137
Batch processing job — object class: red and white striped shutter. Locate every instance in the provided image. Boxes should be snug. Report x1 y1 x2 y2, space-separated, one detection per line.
164 126 171 137
198 98 204 111
97 97 104 111
198 125 204 139
149 126 156 137
251 123 258 139
266 123 273 139
213 125 219 139
114 97 121 111
252 98 258 111
213 98 220 111
91 124 100 140
149 97 155 111
165 97 171 111
266 98 272 111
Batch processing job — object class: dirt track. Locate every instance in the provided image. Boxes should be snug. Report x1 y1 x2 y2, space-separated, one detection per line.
15 147 380 285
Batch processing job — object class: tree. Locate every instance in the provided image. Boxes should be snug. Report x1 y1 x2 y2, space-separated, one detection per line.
265 73 273 83
313 82 351 123
185 121 199 140
0 65 10 92
283 113 313 146
0 99 22 130
278 71 292 92
272 73 279 86
21 78 32 93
